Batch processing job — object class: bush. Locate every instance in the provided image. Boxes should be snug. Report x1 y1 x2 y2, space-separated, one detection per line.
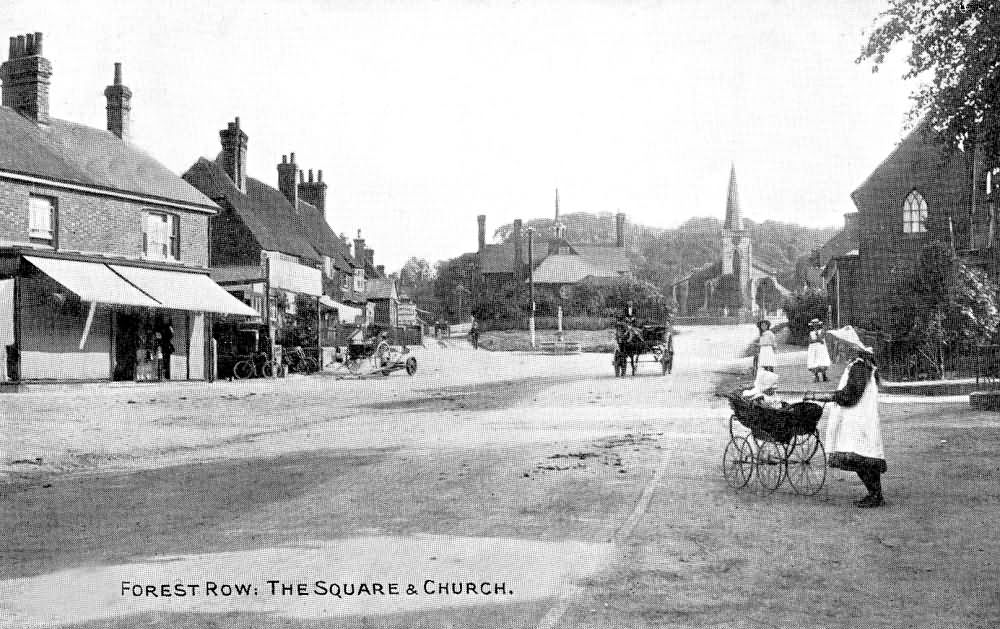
782 288 828 345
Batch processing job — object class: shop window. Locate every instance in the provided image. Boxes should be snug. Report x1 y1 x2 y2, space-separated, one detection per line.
143 212 180 260
29 196 56 245
903 190 927 234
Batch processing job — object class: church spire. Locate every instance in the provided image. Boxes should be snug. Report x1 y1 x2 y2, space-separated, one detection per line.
724 163 743 232
553 188 566 239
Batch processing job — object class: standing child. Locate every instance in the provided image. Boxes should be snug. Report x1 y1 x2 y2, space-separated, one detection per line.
806 318 831 382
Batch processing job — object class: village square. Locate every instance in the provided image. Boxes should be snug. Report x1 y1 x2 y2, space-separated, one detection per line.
1 1 1000 628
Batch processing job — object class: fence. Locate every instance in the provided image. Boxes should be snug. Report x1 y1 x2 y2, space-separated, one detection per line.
480 316 616 332
853 329 987 382
976 345 1000 390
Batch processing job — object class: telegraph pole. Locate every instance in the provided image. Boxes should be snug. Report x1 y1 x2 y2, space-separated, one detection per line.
527 227 536 348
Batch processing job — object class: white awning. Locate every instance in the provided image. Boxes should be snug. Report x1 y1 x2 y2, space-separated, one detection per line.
25 256 160 307
108 264 258 316
319 296 364 321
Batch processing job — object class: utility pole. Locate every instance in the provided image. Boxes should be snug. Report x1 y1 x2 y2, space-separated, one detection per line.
527 227 535 348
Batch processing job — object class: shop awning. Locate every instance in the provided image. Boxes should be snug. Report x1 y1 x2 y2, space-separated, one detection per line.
108 264 259 316
25 256 160 308
319 295 364 321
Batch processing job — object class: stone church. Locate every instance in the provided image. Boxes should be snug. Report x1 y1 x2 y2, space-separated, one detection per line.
670 165 788 318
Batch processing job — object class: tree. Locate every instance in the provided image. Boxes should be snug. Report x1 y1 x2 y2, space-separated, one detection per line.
858 1 1000 154
782 289 829 346
433 253 480 322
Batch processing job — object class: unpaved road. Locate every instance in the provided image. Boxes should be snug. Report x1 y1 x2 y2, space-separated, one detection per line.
1 325 999 628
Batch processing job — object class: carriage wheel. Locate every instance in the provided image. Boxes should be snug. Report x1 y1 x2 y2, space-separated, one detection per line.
755 439 786 494
722 436 754 490
346 358 363 375
786 433 827 496
260 361 275 378
405 357 418 376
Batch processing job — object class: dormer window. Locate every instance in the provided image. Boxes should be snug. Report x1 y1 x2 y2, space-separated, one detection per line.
903 190 927 234
29 196 56 245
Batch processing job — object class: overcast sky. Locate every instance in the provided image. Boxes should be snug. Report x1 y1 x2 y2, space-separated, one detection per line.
3 0 914 271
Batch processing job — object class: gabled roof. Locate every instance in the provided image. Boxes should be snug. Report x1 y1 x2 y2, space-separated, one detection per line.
572 245 636 273
364 278 397 300
816 218 858 269
479 241 547 273
530 253 631 284
296 199 355 272
0 107 217 210
182 158 320 262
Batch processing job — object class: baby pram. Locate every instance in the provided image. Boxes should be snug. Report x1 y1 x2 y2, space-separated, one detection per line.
721 388 827 495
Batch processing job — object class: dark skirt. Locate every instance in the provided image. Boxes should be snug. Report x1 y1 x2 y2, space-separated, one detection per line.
829 451 887 473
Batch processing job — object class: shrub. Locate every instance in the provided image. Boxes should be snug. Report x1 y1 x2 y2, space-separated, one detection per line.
782 288 828 345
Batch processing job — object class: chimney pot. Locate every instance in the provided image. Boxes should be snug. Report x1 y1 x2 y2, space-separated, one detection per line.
104 62 132 141
25 33 34 55
317 169 323 182
8 37 16 59
308 169 314 183
299 170 304 183
219 117 249 191
477 214 486 252
16 35 25 56
3 32 53 123
282 154 287 164
113 61 122 85
33 32 42 55
290 152 296 163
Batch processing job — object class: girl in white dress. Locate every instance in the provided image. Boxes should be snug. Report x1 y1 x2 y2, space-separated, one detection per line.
755 319 776 374
806 318 831 382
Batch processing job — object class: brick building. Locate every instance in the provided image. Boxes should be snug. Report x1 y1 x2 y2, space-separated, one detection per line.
182 121 383 359
838 121 982 331
0 33 255 382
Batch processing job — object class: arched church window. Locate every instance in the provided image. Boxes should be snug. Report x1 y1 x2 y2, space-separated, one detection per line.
903 190 928 234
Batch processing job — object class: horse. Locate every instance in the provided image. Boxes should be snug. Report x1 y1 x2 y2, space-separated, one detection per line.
614 320 644 377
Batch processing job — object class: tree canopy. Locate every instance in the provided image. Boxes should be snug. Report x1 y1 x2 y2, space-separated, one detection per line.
859 0 1000 152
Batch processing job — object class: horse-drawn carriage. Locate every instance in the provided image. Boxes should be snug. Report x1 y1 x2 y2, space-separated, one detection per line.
613 320 674 376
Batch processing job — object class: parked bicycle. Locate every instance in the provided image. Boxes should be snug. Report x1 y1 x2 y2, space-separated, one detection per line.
232 351 280 379
284 346 319 374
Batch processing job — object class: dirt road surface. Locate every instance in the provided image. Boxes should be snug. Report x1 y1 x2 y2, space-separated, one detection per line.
1 324 998 628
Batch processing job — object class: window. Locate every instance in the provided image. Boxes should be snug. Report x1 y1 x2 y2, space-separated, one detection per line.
558 246 570 255
323 256 333 278
29 196 55 244
341 272 350 292
903 190 927 234
143 212 180 260
354 268 365 293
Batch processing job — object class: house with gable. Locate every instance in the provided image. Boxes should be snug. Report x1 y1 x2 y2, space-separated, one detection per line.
182 120 386 361
0 32 256 383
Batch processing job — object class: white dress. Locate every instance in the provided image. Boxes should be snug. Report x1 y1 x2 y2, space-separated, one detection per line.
825 359 885 463
757 330 776 368
806 330 832 369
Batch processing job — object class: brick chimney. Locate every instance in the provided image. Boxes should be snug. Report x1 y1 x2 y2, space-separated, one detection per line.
477 215 486 252
513 219 524 277
1 32 53 124
615 212 626 248
298 168 327 216
103 62 131 141
353 230 366 268
219 117 248 192
277 153 299 208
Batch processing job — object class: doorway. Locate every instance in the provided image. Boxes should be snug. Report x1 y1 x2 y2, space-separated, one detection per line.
113 312 141 381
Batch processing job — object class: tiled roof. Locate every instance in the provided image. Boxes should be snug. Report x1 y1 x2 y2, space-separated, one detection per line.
0 107 216 209
297 199 354 272
531 254 628 284
182 158 320 262
572 245 637 273
364 278 397 300
479 241 547 273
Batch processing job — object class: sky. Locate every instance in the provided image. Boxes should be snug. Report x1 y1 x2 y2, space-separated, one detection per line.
2 0 916 272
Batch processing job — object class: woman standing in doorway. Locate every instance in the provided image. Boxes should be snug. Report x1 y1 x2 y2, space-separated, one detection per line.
755 319 776 374
807 318 831 382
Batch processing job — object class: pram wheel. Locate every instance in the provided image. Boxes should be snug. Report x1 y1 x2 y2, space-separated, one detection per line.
755 439 785 494
722 436 754 490
786 432 827 496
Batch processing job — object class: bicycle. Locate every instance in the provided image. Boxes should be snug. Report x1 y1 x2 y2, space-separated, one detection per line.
284 346 319 374
232 351 280 379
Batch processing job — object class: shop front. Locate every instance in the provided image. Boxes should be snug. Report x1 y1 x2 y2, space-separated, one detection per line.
0 252 257 382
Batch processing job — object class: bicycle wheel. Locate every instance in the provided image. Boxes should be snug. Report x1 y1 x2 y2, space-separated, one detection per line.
233 360 255 380
722 436 754 490
260 361 275 378
755 439 786 494
786 433 826 496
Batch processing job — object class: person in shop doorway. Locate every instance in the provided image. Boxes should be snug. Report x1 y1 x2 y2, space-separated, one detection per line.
160 318 175 380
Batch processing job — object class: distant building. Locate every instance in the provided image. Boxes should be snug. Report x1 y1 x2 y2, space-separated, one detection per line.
670 165 788 318
0 33 255 382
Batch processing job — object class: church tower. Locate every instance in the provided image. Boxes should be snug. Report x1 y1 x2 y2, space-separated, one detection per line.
721 164 753 306
552 188 566 239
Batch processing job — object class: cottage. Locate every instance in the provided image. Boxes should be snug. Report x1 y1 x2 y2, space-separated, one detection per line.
0 33 256 382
